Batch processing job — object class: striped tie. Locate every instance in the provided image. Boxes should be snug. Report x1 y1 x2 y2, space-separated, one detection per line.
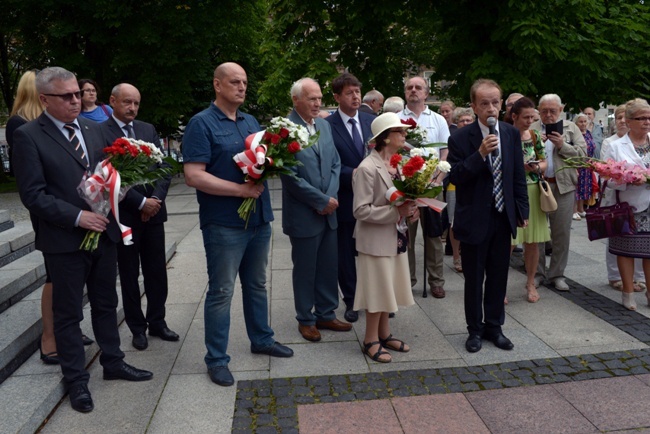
492 155 504 212
63 123 89 168
124 124 135 139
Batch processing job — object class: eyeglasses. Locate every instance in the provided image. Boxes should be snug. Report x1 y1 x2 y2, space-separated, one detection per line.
406 85 425 91
81 88 97 94
44 92 81 102
631 117 650 122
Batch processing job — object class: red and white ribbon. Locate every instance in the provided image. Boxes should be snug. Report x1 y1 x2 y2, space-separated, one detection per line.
233 132 273 180
84 160 133 246
385 186 405 205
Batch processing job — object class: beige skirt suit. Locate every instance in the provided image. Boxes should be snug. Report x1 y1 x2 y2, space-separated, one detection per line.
352 150 415 313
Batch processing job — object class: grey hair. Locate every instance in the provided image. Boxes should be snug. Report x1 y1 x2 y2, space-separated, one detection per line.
382 96 405 113
452 107 475 123
574 112 588 123
363 89 383 103
290 78 318 99
625 98 650 120
35 67 76 94
538 94 563 107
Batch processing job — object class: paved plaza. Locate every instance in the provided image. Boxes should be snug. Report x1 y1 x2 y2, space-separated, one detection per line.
3 177 650 433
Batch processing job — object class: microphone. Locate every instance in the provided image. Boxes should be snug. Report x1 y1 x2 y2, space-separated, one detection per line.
487 116 498 157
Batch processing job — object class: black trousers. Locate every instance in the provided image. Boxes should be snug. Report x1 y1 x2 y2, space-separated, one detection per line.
46 235 124 387
460 207 512 336
337 220 357 309
117 222 168 334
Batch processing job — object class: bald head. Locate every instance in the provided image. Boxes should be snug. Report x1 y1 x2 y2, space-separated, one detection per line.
213 62 248 110
110 83 141 123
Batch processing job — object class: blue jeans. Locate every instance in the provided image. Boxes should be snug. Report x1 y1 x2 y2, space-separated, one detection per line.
202 223 275 368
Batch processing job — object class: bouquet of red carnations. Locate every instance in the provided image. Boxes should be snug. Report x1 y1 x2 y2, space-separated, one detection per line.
386 147 450 212
233 117 319 226
400 117 429 145
77 137 179 251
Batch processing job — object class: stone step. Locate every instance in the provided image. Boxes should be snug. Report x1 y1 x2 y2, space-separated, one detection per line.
0 210 15 233
0 251 46 315
0 221 35 268
0 240 177 433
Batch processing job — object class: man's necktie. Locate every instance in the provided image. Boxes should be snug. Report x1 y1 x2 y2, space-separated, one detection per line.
348 118 364 156
492 154 504 212
124 124 135 139
63 123 89 168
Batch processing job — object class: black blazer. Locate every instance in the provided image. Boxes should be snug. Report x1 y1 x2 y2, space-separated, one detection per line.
12 114 120 253
100 117 170 227
447 120 529 245
325 110 375 222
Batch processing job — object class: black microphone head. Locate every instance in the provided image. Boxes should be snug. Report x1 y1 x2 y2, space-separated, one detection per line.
487 116 497 129
487 117 498 156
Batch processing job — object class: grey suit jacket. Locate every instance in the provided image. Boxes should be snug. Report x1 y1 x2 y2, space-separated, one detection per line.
13 113 119 253
281 110 341 238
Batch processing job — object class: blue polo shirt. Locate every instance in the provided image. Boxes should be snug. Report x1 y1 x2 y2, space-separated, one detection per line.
182 103 273 228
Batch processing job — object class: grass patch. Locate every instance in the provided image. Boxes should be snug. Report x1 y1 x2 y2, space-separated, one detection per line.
0 178 18 194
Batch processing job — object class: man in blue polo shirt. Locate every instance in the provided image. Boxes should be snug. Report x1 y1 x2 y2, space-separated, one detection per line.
182 62 293 387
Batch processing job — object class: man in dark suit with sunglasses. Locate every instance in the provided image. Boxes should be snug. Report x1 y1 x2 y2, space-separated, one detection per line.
13 67 153 414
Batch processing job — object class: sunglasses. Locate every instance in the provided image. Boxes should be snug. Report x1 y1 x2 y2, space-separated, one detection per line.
44 91 82 102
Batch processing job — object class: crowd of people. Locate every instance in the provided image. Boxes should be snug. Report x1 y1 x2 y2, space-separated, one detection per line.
6 62 650 413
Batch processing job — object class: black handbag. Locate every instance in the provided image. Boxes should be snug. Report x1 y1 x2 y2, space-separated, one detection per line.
585 181 636 241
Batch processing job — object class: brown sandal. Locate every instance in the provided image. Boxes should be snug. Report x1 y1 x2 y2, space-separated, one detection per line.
362 341 391 363
379 334 410 353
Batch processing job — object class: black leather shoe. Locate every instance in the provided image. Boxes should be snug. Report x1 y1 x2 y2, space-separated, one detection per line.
81 335 94 346
132 332 148 350
388 312 396 319
484 332 514 350
68 384 94 413
344 308 358 323
251 342 294 358
39 341 60 365
208 366 234 386
103 362 153 381
465 335 482 353
149 326 180 342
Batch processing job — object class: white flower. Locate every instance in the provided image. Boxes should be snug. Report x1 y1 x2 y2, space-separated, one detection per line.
438 161 451 173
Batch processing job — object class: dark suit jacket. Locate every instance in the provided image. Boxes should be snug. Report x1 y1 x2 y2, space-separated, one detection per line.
447 120 529 245
281 110 341 238
358 104 374 115
12 113 119 253
100 117 170 227
325 110 374 222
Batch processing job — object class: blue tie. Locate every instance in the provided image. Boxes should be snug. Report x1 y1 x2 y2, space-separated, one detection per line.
348 118 364 156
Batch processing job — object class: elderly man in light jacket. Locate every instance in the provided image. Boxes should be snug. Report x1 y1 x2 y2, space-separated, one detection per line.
531 94 587 291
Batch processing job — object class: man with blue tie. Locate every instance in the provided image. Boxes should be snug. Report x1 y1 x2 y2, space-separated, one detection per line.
282 78 352 342
448 79 529 353
325 73 375 323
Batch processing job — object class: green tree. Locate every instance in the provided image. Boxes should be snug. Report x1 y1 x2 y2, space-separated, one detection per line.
1 0 266 134
432 0 650 109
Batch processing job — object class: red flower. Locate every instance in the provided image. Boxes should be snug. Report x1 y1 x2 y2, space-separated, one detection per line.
279 128 290 139
390 154 402 168
114 138 131 148
402 156 425 177
140 145 152 157
126 144 139 157
270 134 281 145
287 141 301 153
263 132 273 142
401 118 417 129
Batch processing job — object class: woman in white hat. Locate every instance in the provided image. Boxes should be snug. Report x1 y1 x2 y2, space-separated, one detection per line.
352 112 419 363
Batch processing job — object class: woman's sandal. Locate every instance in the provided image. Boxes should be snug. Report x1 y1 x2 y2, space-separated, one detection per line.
379 334 410 353
362 341 391 363
609 280 623 291
453 258 463 272
526 284 540 303
634 281 647 292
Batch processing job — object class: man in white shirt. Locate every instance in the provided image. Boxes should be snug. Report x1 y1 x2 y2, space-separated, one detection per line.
398 76 451 298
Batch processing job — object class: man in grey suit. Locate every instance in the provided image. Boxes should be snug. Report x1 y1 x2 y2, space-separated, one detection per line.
282 78 352 342
101 83 178 351
13 67 152 414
